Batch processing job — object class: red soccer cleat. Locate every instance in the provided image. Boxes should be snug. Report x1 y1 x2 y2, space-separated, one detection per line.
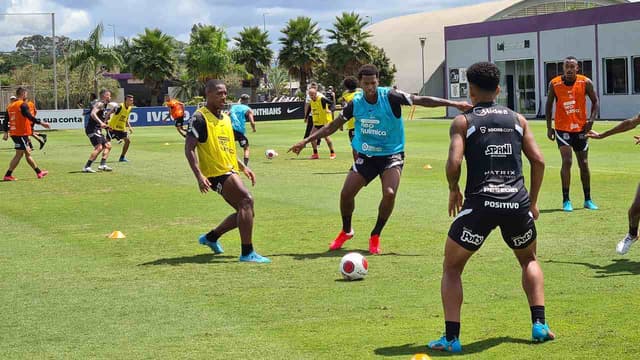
3 175 17 181
310 153 320 160
329 229 354 250
37 170 49 179
369 234 382 255
329 153 337 160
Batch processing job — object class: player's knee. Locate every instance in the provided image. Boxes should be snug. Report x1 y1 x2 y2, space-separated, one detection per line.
95 144 103 152
382 187 396 201
238 193 254 210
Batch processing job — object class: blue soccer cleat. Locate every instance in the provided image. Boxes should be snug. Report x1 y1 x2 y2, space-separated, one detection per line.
427 335 462 353
198 234 224 254
562 200 573 212
239 251 271 263
119 157 129 162
532 321 555 342
584 200 599 210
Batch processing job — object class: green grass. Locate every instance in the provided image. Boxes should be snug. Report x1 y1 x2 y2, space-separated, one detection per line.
1 115 639 359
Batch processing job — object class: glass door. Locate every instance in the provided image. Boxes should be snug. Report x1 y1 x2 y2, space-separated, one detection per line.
516 59 536 115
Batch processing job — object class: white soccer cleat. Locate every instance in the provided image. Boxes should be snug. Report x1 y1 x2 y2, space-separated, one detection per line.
83 167 97 173
616 234 637 255
98 165 113 172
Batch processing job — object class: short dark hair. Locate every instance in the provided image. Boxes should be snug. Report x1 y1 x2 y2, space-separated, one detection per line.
343 76 357 91
15 87 26 97
99 89 110 97
565 55 578 63
125 94 134 99
466 62 500 92
358 64 378 79
205 79 225 93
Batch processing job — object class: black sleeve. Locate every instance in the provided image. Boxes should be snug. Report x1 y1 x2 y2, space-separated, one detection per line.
1 111 8 132
114 106 123 115
321 97 333 108
388 89 412 118
341 101 354 119
20 103 40 124
186 112 207 142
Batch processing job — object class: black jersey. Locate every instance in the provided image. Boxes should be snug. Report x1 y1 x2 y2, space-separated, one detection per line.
85 100 106 134
463 102 529 210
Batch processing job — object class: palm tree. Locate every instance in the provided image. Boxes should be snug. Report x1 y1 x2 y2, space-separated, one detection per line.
278 16 323 93
185 24 234 84
233 26 273 102
127 28 176 105
326 12 372 78
67 23 123 97
265 65 289 96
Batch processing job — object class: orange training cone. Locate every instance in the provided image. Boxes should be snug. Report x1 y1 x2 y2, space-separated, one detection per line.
108 231 126 239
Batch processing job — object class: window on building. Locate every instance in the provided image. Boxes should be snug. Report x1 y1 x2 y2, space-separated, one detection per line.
603 57 628 95
633 56 640 94
544 59 593 94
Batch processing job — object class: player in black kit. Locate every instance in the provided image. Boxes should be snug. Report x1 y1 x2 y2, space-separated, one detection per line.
427 62 554 353
83 89 113 173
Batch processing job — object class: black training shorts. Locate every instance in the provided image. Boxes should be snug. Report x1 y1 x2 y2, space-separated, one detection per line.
351 152 404 185
11 136 32 151
555 129 588 152
233 130 249 148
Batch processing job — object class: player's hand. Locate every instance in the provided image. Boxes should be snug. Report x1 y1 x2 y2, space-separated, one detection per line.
586 130 602 139
288 141 306 155
243 167 256 186
100 122 108 129
529 204 540 220
41 122 51 129
197 175 211 194
547 128 555 141
448 188 463 217
455 101 473 112
584 121 594 133
2 132 8 141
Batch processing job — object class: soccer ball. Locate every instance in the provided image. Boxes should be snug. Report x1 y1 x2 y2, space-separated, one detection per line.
265 149 278 159
340 252 368 280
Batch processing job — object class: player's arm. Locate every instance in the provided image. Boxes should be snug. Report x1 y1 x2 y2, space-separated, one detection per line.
545 82 556 141
90 103 107 128
588 113 640 139
585 78 599 132
184 115 211 193
20 103 50 129
246 110 256 132
446 115 466 217
411 94 472 112
303 102 310 122
236 157 256 186
520 114 545 220
2 110 8 140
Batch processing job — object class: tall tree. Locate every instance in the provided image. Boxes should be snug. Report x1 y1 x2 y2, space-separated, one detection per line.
265 65 290 96
325 12 372 79
127 28 176 105
67 23 123 97
185 24 234 84
233 26 273 102
278 16 323 93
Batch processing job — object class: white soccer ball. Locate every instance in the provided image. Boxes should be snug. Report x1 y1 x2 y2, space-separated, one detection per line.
265 149 278 159
340 252 368 280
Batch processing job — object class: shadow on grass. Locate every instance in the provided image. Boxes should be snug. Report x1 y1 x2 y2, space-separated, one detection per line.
269 248 425 260
374 337 532 357
138 253 235 266
539 209 566 214
546 259 640 277
312 171 349 175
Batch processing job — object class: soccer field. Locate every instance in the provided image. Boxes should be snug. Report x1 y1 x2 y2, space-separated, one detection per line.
1 115 639 359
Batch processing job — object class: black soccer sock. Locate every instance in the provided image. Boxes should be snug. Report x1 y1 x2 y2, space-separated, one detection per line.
34 167 41 174
530 305 546 324
205 229 220 242
371 216 389 237
445 321 460 341
5 170 13 177
100 158 107 166
241 243 254 256
630 226 638 238
342 216 352 233
583 187 591 201
562 188 570 202
85 160 93 168
244 157 249 166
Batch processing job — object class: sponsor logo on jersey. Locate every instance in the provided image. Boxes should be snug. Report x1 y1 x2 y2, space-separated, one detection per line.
511 229 533 247
473 107 509 117
485 144 512 157
461 228 484 246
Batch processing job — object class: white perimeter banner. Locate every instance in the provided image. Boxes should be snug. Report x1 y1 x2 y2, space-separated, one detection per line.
34 109 85 130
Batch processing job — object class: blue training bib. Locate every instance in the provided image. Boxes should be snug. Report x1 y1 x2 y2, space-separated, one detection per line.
351 87 405 156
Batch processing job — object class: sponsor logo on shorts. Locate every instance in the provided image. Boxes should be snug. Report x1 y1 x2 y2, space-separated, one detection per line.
511 229 533 247
355 157 364 165
461 228 484 246
485 144 512 157
563 132 570 140
482 184 519 193
484 201 520 209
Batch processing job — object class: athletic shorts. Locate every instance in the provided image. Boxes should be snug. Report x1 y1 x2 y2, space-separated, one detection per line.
174 116 185 128
208 172 234 195
233 130 249 147
348 129 355 143
11 136 32 151
108 130 128 141
88 133 108 147
555 130 588 152
448 202 537 252
351 152 404 185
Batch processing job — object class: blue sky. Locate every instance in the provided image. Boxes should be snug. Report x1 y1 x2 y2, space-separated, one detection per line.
0 0 499 51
